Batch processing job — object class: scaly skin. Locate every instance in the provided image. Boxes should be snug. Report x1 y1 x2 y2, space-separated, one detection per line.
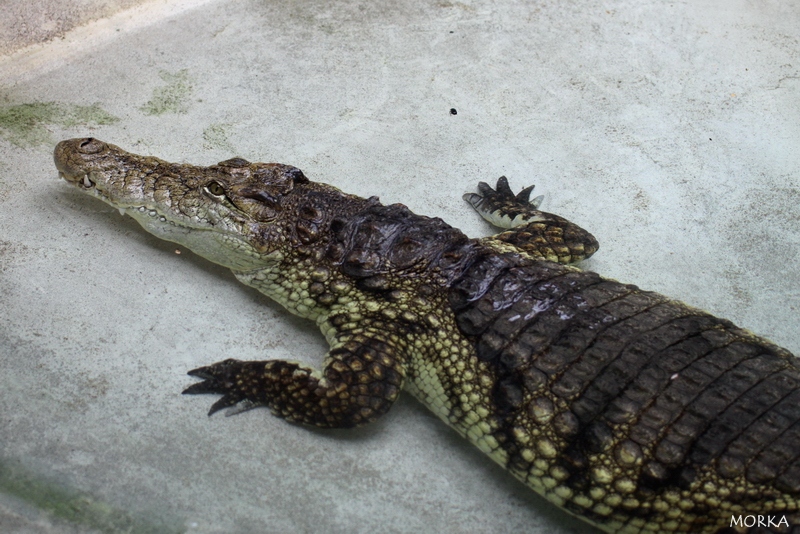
55 138 799 533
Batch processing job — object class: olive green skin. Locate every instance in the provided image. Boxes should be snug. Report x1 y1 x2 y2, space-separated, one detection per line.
55 138 799 533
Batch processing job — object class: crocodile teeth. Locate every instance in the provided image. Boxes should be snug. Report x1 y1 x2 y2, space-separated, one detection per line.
118 208 125 216
82 175 93 188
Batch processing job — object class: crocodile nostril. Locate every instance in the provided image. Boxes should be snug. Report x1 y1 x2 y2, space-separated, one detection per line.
77 138 106 155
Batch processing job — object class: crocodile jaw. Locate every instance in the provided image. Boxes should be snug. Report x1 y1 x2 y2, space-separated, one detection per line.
55 138 280 271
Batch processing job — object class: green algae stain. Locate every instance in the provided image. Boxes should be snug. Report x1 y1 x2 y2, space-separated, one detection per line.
140 69 194 116
0 102 119 148
0 459 185 534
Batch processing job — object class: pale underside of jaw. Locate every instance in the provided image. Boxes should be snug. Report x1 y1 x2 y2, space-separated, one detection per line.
59 172 217 243
100 193 250 267
62 170 204 231
62 169 272 270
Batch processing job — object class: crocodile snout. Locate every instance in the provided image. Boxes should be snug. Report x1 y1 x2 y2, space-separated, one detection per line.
54 138 111 189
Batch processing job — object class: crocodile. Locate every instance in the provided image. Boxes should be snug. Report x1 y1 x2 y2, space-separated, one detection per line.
54 137 800 534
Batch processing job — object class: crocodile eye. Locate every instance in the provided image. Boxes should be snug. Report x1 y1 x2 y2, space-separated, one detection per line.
206 181 225 196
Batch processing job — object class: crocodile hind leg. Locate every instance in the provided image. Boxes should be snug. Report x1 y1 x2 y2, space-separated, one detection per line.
464 176 599 264
183 332 405 428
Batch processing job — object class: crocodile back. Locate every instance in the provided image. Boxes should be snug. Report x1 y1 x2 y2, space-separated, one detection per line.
448 250 800 532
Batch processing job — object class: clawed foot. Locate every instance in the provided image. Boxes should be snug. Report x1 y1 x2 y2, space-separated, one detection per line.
463 176 543 211
183 358 251 416
463 176 545 229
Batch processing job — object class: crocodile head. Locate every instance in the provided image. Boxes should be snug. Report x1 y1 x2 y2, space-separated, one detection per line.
55 137 312 270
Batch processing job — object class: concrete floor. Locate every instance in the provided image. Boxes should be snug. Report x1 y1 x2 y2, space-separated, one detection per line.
1 0 799 532
0 0 148 56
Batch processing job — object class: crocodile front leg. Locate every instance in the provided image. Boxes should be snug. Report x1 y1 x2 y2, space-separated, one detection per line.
183 331 406 428
464 176 599 264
